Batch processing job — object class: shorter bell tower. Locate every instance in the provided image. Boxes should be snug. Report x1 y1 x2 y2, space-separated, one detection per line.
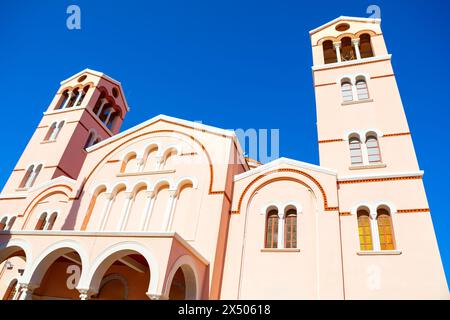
2 69 129 194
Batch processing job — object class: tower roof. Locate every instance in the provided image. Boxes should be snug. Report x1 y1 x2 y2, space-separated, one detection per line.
60 68 130 112
309 16 381 36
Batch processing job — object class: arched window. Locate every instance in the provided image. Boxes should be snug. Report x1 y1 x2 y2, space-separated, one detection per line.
357 208 373 251
377 207 395 250
349 135 363 165
0 217 7 231
93 93 107 115
341 79 354 102
35 212 47 230
340 37 356 61
76 86 90 107
356 77 369 100
66 89 78 109
120 152 138 173
19 166 34 188
6 216 16 231
106 112 117 130
284 208 297 249
265 209 279 248
323 40 337 64
359 34 374 58
19 164 42 189
46 212 57 230
366 135 382 163
44 122 57 141
3 279 18 300
56 90 70 110
29 164 42 188
84 131 96 150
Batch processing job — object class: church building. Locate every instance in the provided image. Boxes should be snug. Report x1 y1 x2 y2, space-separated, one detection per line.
0 16 447 300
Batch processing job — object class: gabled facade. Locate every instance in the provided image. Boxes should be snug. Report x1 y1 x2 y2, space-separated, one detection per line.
0 17 448 300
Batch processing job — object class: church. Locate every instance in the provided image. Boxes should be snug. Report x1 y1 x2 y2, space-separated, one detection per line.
0 16 448 300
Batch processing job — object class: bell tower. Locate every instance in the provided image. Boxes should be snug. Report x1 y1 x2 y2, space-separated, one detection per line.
310 17 448 299
2 69 129 194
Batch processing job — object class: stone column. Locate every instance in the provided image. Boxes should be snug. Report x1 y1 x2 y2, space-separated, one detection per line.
161 190 178 231
352 38 362 60
140 191 156 231
99 193 114 231
73 89 84 107
277 211 285 249
61 91 73 109
96 98 108 116
147 293 169 300
118 192 134 230
370 212 381 251
17 283 38 300
78 288 95 300
334 42 342 63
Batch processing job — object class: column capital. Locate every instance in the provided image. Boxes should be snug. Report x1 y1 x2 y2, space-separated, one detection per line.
333 41 342 48
352 38 360 45
147 292 169 300
78 288 96 300
145 190 156 199
124 192 134 200
104 192 114 201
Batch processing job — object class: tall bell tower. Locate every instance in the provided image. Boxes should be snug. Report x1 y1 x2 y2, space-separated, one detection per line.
310 17 448 299
1 69 129 194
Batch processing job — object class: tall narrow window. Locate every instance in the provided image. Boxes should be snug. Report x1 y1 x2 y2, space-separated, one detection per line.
341 80 354 102
28 164 42 188
323 40 337 64
19 165 34 188
76 86 90 107
46 212 57 230
0 217 7 231
284 209 297 249
340 37 356 61
6 217 16 231
35 212 47 230
66 89 78 109
44 122 57 141
366 135 382 163
56 90 70 110
356 78 369 100
359 34 374 58
265 209 279 248
377 208 395 250
357 208 373 251
349 136 363 165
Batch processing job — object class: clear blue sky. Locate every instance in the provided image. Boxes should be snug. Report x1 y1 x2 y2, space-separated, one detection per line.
1 1 449 285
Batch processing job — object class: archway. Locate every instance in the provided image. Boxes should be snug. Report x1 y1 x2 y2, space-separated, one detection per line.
30 248 84 300
165 257 199 300
0 241 30 300
85 243 157 300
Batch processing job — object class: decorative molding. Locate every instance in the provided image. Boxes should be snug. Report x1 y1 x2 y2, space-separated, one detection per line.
357 250 402 256
234 157 337 182
232 168 338 214
260 248 301 253
313 55 392 72
318 139 344 144
338 171 424 183
383 132 411 138
338 175 422 185
318 132 411 144
397 208 430 214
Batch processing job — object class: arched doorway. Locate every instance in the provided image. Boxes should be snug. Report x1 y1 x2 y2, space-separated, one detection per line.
30 249 84 300
0 242 29 300
166 262 198 300
89 251 151 300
